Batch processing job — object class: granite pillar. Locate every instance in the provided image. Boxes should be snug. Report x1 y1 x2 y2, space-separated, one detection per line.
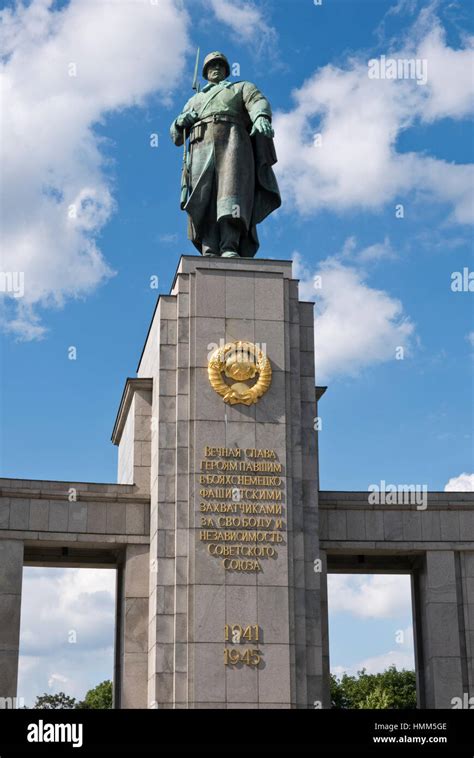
0 540 24 701
414 550 469 708
116 544 149 708
139 257 324 708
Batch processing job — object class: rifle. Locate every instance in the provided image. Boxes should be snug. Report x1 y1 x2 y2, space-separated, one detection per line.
182 48 200 206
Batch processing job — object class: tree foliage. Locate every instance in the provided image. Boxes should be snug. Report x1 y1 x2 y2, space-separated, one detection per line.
76 680 113 709
330 666 417 709
33 692 77 709
32 680 113 709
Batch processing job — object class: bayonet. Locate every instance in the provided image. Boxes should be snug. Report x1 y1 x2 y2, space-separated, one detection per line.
192 47 201 93
182 48 200 205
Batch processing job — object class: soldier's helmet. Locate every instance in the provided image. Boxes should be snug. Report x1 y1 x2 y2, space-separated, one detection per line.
202 51 230 80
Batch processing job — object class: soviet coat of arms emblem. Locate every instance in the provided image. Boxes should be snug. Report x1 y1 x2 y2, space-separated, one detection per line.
208 340 272 406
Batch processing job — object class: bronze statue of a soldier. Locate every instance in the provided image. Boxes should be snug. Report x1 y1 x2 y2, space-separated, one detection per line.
170 51 281 258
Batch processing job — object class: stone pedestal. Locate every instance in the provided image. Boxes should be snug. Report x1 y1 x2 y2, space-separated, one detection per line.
134 256 327 708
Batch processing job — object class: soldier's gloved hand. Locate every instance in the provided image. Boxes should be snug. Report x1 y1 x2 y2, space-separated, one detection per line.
250 116 274 139
176 109 199 130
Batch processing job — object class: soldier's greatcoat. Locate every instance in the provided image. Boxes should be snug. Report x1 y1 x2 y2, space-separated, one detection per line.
170 80 281 257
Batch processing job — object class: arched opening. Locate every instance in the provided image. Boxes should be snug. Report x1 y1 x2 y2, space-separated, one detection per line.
18 549 118 709
327 556 418 709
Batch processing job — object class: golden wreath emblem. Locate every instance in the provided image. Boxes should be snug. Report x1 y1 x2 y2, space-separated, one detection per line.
208 340 272 406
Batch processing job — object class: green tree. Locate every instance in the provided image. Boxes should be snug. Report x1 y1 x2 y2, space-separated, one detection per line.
76 680 113 709
33 692 77 709
330 673 351 709
359 685 391 709
331 666 417 709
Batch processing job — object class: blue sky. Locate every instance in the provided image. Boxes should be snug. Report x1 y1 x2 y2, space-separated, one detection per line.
1 0 472 703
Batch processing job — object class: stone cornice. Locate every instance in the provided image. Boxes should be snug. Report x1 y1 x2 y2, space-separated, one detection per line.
0 479 149 504
111 377 153 446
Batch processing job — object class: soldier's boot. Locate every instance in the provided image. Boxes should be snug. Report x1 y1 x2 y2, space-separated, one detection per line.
219 218 241 258
201 243 219 257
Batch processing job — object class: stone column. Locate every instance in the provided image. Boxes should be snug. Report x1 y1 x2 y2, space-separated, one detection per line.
116 544 149 708
414 550 465 708
0 540 24 701
140 257 324 708
318 549 332 709
459 550 474 700
143 292 179 709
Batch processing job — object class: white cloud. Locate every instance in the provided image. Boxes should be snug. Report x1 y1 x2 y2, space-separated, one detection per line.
340 235 397 264
208 0 277 51
158 232 178 243
332 645 415 678
47 672 69 689
18 567 116 705
444 473 474 492
0 0 189 339
417 21 474 121
328 574 412 619
467 332 474 348
386 0 419 16
293 247 414 381
273 12 474 223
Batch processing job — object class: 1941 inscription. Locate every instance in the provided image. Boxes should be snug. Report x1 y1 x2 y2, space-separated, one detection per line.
198 446 286 571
